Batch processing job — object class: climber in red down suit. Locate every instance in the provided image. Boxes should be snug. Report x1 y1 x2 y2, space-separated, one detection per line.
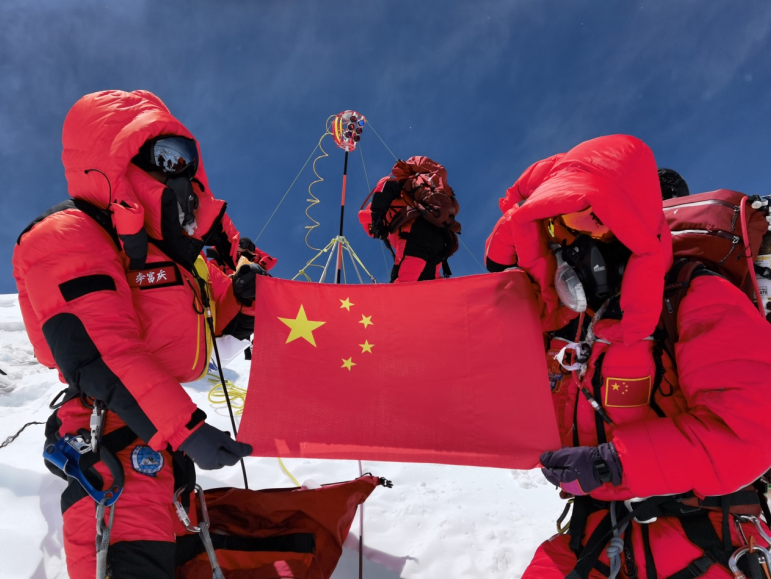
12 90 263 579
485 134 771 577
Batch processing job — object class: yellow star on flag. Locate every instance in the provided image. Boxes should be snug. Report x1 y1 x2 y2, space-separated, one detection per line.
340 297 354 311
612 384 620 391
360 340 374 353
359 314 373 328
278 305 326 347
341 357 356 371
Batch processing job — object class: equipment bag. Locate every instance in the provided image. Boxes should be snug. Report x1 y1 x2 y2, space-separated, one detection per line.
663 189 769 307
358 157 461 264
389 156 461 233
359 157 461 235
175 475 391 579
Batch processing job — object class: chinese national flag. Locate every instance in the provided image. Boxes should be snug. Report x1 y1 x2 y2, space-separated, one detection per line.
238 270 560 469
604 376 652 407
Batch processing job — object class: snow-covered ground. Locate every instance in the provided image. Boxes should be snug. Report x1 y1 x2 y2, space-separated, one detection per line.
0 293 563 578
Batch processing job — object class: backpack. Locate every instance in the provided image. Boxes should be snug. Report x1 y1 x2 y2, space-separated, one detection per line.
663 189 768 301
358 157 461 268
657 189 770 366
388 156 461 234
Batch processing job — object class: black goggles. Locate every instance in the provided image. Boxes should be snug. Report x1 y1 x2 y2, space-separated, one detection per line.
144 136 199 176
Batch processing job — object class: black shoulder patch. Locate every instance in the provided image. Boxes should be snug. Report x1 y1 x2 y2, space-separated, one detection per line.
17 200 76 245
59 275 116 302
17 198 120 249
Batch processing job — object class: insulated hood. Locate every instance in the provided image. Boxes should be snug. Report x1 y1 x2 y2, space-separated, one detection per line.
61 90 239 269
505 135 673 343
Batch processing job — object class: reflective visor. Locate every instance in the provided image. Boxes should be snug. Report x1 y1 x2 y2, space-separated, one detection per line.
151 137 199 175
558 208 615 242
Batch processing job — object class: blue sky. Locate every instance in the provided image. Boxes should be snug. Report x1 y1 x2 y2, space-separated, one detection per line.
1 1 770 293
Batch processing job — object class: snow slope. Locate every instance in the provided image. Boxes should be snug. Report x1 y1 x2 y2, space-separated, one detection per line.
0 293 563 578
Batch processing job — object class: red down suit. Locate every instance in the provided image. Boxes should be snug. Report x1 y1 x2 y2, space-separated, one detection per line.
485 135 771 577
12 90 254 579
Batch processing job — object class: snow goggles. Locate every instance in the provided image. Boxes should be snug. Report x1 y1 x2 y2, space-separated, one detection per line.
138 136 199 176
558 208 614 242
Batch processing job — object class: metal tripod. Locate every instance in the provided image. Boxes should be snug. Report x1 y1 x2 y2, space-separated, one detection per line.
292 235 377 284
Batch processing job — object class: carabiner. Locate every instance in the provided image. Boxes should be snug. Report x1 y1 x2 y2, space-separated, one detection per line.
729 544 771 579
174 485 224 579
556 499 574 534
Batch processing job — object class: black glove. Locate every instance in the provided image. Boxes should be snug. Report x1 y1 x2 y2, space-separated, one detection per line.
370 210 389 240
179 423 253 470
540 442 623 496
233 263 268 305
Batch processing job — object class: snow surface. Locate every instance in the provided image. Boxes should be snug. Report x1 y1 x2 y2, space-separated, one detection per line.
0 293 563 578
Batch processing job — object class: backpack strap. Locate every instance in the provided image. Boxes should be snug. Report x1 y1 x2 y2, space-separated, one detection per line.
651 259 722 417
658 259 721 366
591 353 608 445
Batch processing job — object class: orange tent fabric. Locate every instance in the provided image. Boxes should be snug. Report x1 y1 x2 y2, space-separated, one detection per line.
238 271 560 469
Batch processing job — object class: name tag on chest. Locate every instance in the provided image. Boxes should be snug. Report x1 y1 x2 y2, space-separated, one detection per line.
128 262 182 289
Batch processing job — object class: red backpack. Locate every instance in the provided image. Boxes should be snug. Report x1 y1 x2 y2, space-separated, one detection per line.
359 157 461 233
358 157 461 267
663 189 769 305
658 190 770 361
388 156 461 234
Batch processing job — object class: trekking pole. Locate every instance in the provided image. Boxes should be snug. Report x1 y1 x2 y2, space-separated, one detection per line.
335 151 349 284
192 269 249 490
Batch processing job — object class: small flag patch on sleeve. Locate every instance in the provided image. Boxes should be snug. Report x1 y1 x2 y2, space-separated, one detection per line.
604 375 652 408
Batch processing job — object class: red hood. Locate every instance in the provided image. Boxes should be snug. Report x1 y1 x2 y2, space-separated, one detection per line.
506 135 673 343
61 90 239 265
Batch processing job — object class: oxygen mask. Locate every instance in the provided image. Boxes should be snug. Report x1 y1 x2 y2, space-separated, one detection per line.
554 235 631 312
553 243 587 313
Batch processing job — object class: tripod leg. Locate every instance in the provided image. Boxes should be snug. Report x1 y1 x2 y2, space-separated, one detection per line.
344 239 378 283
319 239 338 283
344 243 364 284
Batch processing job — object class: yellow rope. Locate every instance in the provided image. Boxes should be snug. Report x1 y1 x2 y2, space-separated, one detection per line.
206 374 301 486
304 122 334 252
207 376 247 416
278 457 301 487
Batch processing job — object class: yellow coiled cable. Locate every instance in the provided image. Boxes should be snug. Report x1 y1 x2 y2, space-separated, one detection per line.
207 374 300 486
304 120 334 253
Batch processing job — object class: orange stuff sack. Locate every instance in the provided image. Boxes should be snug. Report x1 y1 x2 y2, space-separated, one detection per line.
175 475 388 579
